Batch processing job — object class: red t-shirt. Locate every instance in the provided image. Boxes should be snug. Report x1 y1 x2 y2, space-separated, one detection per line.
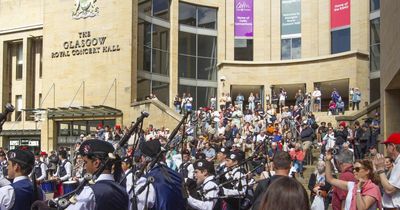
332 165 356 210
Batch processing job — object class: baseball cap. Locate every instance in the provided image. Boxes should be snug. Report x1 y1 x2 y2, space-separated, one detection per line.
382 133 400 145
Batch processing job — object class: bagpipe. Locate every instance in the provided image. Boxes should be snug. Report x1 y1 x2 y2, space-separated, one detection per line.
45 111 150 209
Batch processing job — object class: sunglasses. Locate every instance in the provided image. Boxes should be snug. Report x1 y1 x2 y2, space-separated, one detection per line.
353 167 364 172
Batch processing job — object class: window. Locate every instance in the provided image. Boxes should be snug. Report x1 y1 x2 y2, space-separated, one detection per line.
137 1 171 104
370 18 380 72
179 3 197 26
198 7 217 29
234 39 253 61
152 0 169 20
15 95 22 121
16 43 23 80
178 33 217 81
370 0 380 12
39 93 42 108
37 39 43 78
179 3 217 29
331 28 351 54
137 77 151 101
281 38 301 60
152 81 169 105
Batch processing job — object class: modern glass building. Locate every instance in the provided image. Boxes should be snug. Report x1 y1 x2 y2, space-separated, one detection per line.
0 0 379 150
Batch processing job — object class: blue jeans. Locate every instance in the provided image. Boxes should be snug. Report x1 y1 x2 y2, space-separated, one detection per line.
294 159 303 173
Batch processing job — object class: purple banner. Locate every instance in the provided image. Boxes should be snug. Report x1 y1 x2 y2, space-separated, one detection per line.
234 0 253 38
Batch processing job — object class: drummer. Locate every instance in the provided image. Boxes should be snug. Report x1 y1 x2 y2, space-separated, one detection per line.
33 153 48 183
52 150 72 197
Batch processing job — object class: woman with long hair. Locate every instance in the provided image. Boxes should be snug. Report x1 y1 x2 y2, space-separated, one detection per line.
258 176 310 210
325 152 382 210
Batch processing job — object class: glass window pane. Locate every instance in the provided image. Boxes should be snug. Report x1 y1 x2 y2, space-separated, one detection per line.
370 0 380 12
197 87 217 109
152 0 169 20
292 38 301 59
139 0 152 16
198 7 217 29
370 18 380 45
16 43 23 80
152 49 169 75
72 121 87 136
331 28 351 54
198 35 216 58
137 77 151 101
59 122 71 136
178 55 196 79
88 121 102 134
179 32 196 55
152 25 169 51
152 81 169 105
370 44 380 72
197 58 217 80
179 85 197 109
137 20 152 71
234 39 253 61
179 3 196 27
281 39 291 60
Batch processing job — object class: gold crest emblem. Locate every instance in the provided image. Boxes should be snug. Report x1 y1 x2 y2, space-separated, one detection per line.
72 0 99 19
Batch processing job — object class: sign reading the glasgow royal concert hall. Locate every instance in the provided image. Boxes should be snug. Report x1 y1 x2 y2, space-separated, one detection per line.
50 31 120 58
72 0 99 19
234 0 253 38
281 0 301 35
331 0 350 29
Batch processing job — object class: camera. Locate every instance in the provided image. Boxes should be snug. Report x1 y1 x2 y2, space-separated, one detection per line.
328 146 340 155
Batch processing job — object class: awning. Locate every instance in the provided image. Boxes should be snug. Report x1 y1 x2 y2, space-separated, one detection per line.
0 129 40 136
24 105 122 119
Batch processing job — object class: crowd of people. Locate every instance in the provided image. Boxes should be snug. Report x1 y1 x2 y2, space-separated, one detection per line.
0 90 397 210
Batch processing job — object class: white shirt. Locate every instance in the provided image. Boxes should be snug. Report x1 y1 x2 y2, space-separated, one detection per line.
383 154 400 208
0 176 30 210
223 167 246 197
134 176 156 210
255 134 266 143
65 174 115 210
312 90 322 99
188 176 219 210
124 170 134 210
55 159 72 181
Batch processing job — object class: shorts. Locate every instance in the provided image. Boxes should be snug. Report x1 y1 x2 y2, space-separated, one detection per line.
279 100 285 106
314 99 321 104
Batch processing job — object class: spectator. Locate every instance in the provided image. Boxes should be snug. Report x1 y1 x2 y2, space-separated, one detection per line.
312 87 322 112
328 100 337 115
219 92 226 111
252 151 292 210
248 92 255 112
373 133 400 209
289 143 305 178
337 97 345 115
295 89 304 106
174 94 181 113
258 176 310 210
236 93 244 111
279 88 287 113
330 149 357 210
351 87 361 111
331 88 340 103
326 155 382 210
308 161 332 210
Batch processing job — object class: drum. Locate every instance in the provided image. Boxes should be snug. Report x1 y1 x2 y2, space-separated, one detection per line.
41 180 56 193
63 181 78 194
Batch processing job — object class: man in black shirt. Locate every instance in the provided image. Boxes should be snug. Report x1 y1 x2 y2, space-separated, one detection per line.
252 151 292 210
